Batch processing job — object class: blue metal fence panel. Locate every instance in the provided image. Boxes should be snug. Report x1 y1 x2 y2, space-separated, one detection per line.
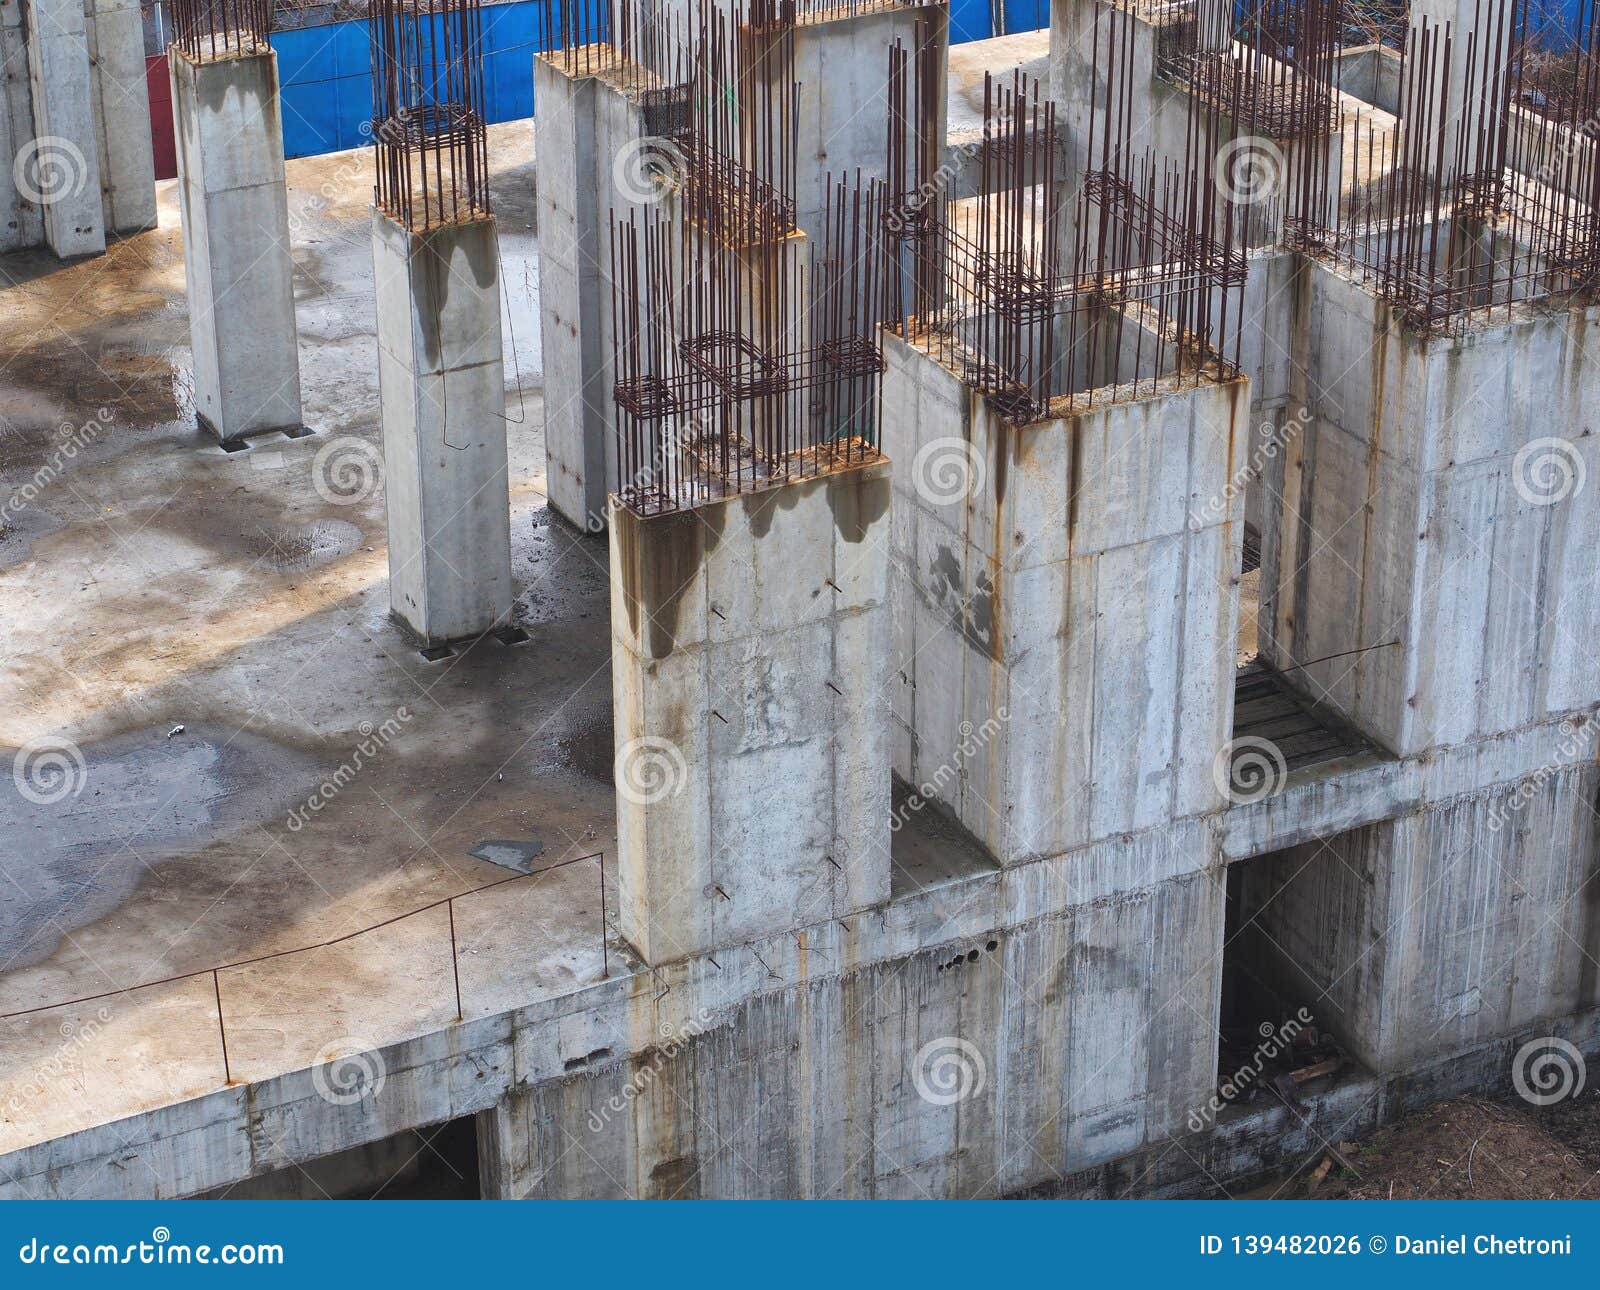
274 19 374 158
949 0 993 43
482 1 542 122
1000 0 1045 36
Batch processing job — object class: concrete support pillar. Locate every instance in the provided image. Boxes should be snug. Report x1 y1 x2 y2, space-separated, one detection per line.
534 55 659 534
609 461 892 964
2 3 44 252
883 327 1245 866
23 0 106 257
1049 0 1162 262
1262 262 1600 756
87 0 156 236
171 48 302 441
372 208 513 647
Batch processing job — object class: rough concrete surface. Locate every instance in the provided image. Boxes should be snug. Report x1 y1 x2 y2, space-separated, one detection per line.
3 21 1600 1204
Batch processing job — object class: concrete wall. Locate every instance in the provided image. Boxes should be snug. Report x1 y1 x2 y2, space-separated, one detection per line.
373 208 514 646
1240 763 1600 1073
1263 259 1600 758
883 328 1246 866
1336 43 1402 115
491 861 1220 1197
609 461 892 963
786 5 949 246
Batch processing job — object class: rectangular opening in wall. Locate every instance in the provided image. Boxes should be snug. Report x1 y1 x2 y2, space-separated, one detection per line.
201 1115 482 1199
1226 661 1371 792
1214 828 1384 1115
889 775 1002 895
1237 522 1261 668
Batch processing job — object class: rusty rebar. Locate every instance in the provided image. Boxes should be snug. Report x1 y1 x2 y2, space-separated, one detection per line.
369 0 491 230
169 0 273 61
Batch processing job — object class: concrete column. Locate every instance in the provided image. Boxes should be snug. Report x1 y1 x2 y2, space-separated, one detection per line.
883 324 1245 866
171 48 302 441
372 208 514 647
534 55 666 534
1262 261 1600 757
609 460 892 964
23 0 106 257
2 0 44 252
86 0 156 236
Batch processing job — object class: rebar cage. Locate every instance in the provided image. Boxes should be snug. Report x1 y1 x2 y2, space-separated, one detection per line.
875 1 1251 427
169 0 273 61
1322 0 1600 331
607 10 890 515
369 0 491 230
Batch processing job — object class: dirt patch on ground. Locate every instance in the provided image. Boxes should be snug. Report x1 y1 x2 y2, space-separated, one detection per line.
1300 1095 1600 1199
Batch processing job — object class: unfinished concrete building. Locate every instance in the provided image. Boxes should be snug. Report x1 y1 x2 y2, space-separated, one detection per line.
0 0 1596 1200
